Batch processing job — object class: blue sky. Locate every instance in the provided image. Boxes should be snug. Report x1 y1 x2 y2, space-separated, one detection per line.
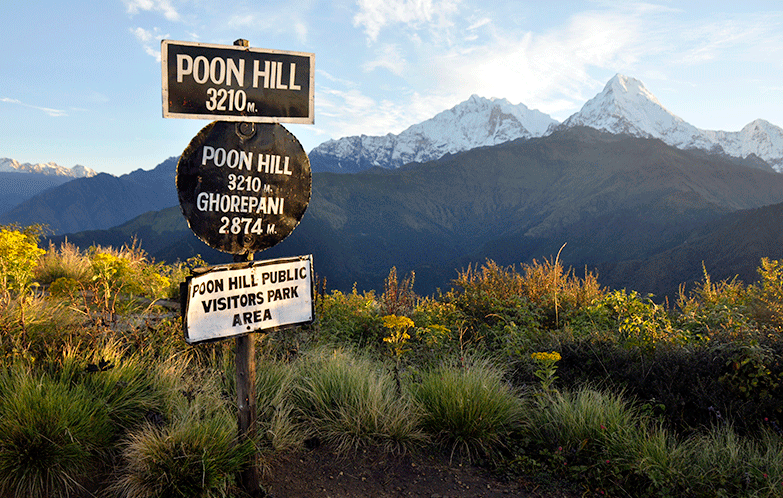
2 0 782 176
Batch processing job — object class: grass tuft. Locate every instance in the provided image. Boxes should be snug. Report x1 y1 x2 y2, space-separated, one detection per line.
0 369 112 498
293 348 425 454
412 356 523 462
113 413 252 498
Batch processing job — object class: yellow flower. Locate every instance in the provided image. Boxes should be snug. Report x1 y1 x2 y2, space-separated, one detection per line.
531 351 561 363
382 314 414 331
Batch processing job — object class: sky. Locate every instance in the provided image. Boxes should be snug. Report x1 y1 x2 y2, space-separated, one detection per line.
2 0 782 176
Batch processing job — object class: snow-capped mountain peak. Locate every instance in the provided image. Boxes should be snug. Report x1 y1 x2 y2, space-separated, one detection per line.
0 158 97 178
561 74 783 170
309 95 558 173
606 73 664 108
561 73 712 150
309 73 783 174
704 119 783 168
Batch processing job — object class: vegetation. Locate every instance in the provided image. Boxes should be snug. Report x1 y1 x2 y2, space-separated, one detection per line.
2 222 783 496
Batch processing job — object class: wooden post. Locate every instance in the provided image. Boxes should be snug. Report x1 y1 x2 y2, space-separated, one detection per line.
234 251 261 496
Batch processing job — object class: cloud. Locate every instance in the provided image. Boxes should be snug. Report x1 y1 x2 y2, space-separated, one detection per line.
346 2 658 125
673 13 783 65
314 83 455 140
131 27 168 62
130 26 156 43
124 0 180 21
353 0 460 43
362 44 406 75
1 97 67 117
400 6 652 121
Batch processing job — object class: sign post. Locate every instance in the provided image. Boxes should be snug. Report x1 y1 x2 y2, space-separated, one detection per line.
233 251 257 495
164 38 314 497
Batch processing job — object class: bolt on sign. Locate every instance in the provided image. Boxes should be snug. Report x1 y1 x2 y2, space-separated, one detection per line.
176 120 312 254
182 255 314 344
161 39 314 123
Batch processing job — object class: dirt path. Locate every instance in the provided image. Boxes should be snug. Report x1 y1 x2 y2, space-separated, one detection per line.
261 446 580 497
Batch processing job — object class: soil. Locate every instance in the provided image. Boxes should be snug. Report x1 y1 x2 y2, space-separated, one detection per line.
261 445 581 498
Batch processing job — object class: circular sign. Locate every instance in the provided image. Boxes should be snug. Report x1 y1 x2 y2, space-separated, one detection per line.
177 121 311 254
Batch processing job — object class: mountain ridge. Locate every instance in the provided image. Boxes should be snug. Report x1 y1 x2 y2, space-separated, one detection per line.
0 157 178 235
310 73 783 173
0 157 97 178
49 127 783 299
560 74 783 171
309 95 558 173
4 74 782 242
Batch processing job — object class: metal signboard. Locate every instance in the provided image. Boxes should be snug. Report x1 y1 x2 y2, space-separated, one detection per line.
176 120 311 254
182 255 314 344
162 39 314 123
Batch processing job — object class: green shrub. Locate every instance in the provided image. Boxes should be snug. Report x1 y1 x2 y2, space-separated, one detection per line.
591 289 684 349
412 356 522 462
0 296 83 366
293 348 425 454
114 414 253 498
676 265 755 342
754 257 783 329
0 369 112 498
445 258 605 357
314 288 384 347
380 266 417 317
688 425 783 498
88 246 170 317
223 354 307 451
618 423 694 497
519 255 603 329
253 357 304 452
529 387 638 457
70 342 165 436
446 260 543 354
523 387 644 495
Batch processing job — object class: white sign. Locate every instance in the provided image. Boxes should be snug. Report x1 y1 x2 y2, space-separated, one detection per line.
183 255 313 344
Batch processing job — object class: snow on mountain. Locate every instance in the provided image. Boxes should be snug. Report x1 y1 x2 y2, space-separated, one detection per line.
561 74 783 171
309 95 558 173
561 74 714 150
310 73 783 174
0 158 97 178
704 120 783 171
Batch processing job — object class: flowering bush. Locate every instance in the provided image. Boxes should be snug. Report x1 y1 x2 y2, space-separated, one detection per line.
577 289 684 350
0 226 45 298
382 315 414 358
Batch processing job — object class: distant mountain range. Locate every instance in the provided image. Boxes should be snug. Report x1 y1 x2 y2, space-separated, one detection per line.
0 158 97 178
5 73 783 299
0 159 99 215
309 95 558 173
310 74 783 173
0 158 177 234
48 127 783 299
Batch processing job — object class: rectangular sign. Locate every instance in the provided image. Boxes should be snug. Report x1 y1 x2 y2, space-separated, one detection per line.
162 39 314 123
182 255 314 344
